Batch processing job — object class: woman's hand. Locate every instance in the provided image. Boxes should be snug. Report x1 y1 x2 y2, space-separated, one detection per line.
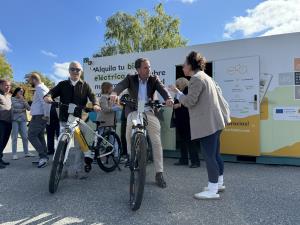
173 103 181 109
168 85 179 93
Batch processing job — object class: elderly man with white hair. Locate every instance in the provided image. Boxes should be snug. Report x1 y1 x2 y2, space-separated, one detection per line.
44 61 101 178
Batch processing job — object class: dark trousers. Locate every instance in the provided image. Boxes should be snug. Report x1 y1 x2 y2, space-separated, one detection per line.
0 120 12 159
46 120 60 154
200 130 224 183
121 119 127 155
179 139 200 165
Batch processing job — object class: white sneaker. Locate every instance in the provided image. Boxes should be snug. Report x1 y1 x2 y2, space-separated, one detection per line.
203 184 226 192
194 191 220 200
12 155 18 160
37 158 48 168
25 152 35 157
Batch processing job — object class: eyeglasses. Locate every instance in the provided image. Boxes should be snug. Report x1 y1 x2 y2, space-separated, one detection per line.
69 68 81 73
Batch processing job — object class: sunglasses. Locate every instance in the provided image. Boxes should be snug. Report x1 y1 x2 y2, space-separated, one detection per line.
69 68 81 73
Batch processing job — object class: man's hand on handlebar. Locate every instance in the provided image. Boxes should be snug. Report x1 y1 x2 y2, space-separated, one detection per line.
165 99 174 107
93 105 101 112
44 95 53 104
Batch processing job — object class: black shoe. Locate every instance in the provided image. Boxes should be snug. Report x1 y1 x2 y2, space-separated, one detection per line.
189 163 200 168
155 172 167 188
0 159 10 166
174 161 188 166
84 157 93 173
125 159 131 168
0 163 6 169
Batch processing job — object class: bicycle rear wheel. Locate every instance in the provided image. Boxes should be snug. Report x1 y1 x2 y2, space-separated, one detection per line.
129 132 147 211
95 130 122 173
49 134 69 194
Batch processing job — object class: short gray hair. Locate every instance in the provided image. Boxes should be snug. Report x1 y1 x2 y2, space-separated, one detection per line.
69 61 82 70
176 77 189 91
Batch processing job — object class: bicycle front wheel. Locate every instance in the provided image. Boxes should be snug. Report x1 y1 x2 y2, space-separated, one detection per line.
95 130 122 173
129 132 147 211
49 134 69 194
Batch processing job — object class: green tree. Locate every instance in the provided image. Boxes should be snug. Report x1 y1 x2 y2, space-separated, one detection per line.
95 3 187 57
0 54 13 80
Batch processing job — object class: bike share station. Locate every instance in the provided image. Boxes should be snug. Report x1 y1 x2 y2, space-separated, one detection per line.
83 32 300 166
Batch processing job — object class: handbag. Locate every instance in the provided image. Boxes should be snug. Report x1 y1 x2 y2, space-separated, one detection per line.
213 80 231 125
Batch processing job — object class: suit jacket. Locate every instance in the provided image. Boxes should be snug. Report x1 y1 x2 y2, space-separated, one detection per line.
113 74 171 117
173 87 191 140
179 71 225 140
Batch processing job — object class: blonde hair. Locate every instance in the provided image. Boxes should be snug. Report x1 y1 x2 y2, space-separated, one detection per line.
28 72 42 83
176 77 189 91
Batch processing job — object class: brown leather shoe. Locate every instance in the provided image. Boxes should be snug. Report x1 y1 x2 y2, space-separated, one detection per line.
155 172 167 188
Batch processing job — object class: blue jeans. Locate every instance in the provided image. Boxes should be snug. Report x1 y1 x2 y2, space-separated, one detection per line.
11 121 29 155
200 130 224 183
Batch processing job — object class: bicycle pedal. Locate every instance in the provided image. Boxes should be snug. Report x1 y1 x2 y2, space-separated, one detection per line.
84 157 93 165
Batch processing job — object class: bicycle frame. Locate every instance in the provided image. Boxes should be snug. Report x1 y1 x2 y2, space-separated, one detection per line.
53 103 114 164
131 100 148 137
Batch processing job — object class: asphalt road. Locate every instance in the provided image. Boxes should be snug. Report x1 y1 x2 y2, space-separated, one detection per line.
1 144 300 225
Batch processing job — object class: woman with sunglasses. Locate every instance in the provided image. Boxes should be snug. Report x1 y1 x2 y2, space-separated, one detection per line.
11 87 34 160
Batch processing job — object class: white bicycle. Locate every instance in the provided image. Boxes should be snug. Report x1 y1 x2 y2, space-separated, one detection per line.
48 102 120 193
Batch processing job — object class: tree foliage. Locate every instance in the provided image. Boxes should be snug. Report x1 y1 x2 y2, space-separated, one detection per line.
11 72 55 102
95 3 187 57
0 54 13 80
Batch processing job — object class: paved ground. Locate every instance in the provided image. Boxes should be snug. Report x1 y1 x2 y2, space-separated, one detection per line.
1 140 300 225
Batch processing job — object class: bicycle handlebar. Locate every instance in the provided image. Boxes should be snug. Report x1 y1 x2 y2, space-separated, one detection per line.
120 97 166 109
50 101 94 113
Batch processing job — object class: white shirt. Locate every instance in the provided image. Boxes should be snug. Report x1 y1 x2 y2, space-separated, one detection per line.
70 79 79 86
138 78 148 102
138 77 152 112
30 83 51 116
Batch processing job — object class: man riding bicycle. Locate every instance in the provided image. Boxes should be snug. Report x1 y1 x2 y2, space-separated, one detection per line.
44 61 101 178
110 58 173 188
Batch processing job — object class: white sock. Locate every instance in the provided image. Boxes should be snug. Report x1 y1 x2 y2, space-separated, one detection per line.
208 182 218 194
218 175 224 186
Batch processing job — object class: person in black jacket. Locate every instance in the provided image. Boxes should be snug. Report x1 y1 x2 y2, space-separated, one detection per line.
46 103 60 155
172 78 200 168
44 61 101 178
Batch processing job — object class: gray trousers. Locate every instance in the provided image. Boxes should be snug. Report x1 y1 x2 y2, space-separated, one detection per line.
11 121 29 155
28 115 48 159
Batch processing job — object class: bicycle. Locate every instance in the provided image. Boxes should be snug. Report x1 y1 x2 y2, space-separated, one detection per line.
120 97 165 211
95 121 122 173
48 102 121 194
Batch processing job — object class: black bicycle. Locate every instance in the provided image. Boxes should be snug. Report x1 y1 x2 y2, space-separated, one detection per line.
121 97 164 211
95 121 122 173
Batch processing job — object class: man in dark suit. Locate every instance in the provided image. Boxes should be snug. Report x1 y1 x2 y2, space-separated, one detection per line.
111 58 173 188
